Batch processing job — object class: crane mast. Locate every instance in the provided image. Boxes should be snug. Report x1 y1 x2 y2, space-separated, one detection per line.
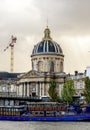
4 36 17 73
10 42 14 72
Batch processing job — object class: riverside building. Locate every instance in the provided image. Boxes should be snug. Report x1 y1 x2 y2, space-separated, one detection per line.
17 26 66 98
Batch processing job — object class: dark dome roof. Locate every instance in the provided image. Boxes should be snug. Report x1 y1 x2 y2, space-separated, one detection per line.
32 26 63 55
32 40 63 54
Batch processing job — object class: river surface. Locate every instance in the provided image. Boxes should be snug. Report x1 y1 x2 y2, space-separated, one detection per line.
0 121 90 130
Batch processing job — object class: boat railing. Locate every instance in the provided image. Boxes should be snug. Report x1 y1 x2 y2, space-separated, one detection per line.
28 106 67 111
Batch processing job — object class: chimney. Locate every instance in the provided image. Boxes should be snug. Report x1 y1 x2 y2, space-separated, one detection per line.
75 71 78 76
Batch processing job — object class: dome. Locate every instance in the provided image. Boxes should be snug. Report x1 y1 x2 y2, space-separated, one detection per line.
32 26 63 55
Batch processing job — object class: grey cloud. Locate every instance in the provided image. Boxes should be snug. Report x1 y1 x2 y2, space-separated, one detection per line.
0 0 90 73
33 0 90 35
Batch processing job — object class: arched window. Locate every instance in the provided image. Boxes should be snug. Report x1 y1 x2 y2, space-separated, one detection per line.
60 61 63 72
38 61 43 72
50 61 54 72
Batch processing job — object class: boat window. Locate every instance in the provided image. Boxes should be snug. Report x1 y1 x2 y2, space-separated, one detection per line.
35 112 38 115
40 112 44 114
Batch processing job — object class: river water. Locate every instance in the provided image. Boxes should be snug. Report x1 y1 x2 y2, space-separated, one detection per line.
0 121 90 130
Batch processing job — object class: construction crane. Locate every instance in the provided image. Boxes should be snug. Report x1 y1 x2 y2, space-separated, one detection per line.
4 35 17 73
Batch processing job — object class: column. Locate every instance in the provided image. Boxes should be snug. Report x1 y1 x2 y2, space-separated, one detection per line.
22 83 24 97
24 82 28 97
18 83 22 96
16 84 18 96
24 83 26 97
36 83 38 96
17 85 19 96
42 83 44 96
44 83 46 96
38 82 40 97
27 82 29 97
41 83 43 96
25 82 27 97
40 83 42 97
29 82 32 97
29 83 32 96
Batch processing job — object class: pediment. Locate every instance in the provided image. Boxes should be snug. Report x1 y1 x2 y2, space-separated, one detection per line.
22 70 45 79
26 70 39 77
17 70 46 80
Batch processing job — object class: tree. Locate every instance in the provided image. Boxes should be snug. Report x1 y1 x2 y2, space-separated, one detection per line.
84 77 90 103
61 79 75 103
48 81 59 102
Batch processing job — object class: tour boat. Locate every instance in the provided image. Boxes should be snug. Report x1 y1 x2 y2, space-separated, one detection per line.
0 102 90 121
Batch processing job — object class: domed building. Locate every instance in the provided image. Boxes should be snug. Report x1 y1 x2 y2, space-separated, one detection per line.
17 26 66 98
31 26 64 73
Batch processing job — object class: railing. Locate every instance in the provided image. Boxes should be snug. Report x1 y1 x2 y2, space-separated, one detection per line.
69 75 86 80
0 92 16 96
0 95 41 100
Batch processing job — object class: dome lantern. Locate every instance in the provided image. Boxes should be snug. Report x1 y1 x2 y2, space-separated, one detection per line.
43 26 52 40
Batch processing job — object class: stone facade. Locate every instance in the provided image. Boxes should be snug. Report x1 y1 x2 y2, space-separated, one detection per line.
17 26 66 98
0 80 17 96
31 54 64 73
67 72 86 96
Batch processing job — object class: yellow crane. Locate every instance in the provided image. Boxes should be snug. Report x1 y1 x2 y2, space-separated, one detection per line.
4 36 17 73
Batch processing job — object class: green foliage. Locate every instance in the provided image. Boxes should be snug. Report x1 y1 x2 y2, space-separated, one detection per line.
61 79 75 103
48 82 59 102
84 77 90 103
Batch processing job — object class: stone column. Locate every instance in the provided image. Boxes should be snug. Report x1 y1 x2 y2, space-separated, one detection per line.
16 85 19 96
42 83 44 96
36 83 38 96
18 83 22 96
47 83 49 96
25 82 27 97
40 83 42 97
24 83 26 97
29 82 31 96
38 82 40 97
41 83 43 96
23 83 25 97
27 82 29 97
44 83 46 96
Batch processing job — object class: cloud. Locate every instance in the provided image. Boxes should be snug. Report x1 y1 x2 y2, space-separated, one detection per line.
0 0 90 73
33 0 90 35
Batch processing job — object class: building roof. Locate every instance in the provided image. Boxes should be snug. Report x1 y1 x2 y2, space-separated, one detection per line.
0 72 21 80
32 26 63 55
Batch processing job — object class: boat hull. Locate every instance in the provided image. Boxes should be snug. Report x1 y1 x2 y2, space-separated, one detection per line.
0 114 90 121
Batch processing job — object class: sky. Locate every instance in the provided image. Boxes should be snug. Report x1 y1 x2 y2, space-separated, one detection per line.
0 0 90 74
